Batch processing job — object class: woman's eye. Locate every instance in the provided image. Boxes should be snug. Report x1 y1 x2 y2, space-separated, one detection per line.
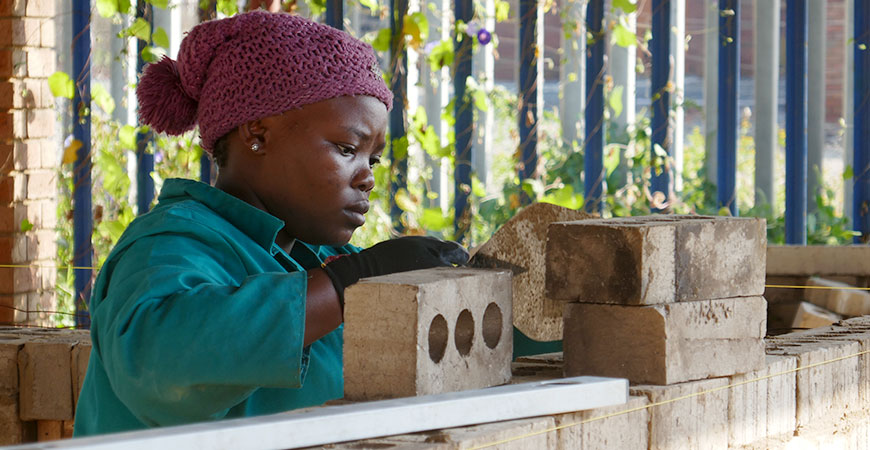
337 144 355 155
369 156 381 167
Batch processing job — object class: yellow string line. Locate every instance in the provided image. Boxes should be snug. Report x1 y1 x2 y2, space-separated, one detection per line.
0 263 96 270
766 284 870 291
468 348 870 449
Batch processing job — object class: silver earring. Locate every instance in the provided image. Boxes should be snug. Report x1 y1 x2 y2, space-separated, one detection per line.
251 142 261 153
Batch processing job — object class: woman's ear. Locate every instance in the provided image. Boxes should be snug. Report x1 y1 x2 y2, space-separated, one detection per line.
238 120 267 154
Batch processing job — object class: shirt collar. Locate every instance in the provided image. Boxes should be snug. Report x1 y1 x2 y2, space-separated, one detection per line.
157 178 284 251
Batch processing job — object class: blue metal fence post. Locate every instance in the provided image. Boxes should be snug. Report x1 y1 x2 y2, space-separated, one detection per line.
199 1 216 184
517 0 538 194
389 0 408 233
136 0 155 213
854 1 870 242
72 0 93 328
786 0 808 244
454 0 473 240
584 0 605 214
326 0 343 30
717 0 739 215
650 0 671 212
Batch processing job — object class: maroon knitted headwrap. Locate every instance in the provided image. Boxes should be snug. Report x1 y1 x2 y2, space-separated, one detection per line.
136 11 393 151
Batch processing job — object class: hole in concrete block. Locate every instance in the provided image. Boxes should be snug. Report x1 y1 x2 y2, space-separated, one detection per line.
482 302 502 349
428 314 448 363
455 309 474 356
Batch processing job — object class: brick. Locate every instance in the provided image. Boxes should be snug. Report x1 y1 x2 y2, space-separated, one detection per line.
631 378 730 450
0 296 12 322
469 202 592 341
547 215 765 305
767 245 870 276
0 395 24 445
0 18 11 46
0 81 13 109
343 267 513 400
554 395 649 449
766 335 861 432
25 0 54 18
39 200 54 229
18 340 74 420
12 109 26 139
12 17 40 46
12 234 29 262
34 229 55 260
26 109 55 138
547 219 676 305
805 277 870 317
664 215 766 301
563 297 766 385
791 302 841 330
0 111 10 138
70 341 89 410
39 138 57 168
0 235 12 263
420 416 557 449
13 172 25 202
25 48 54 78
36 419 61 441
38 17 53 47
0 0 27 16
0 174 11 204
0 334 26 394
25 170 54 200
728 355 797 447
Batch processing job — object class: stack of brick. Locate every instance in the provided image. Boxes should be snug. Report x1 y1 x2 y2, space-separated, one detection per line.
766 246 870 332
0 0 59 326
0 326 90 445
546 215 771 448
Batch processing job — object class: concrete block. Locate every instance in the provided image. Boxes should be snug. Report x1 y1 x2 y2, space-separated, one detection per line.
563 297 766 385
805 277 870 317
18 340 74 420
71 341 90 410
791 301 841 330
728 355 797 447
554 395 649 449
767 336 861 432
547 218 676 305
344 268 513 400
767 245 870 276
469 202 592 341
547 215 765 305
630 377 730 450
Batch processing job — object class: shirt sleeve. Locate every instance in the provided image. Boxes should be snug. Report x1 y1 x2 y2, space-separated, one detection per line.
91 226 311 427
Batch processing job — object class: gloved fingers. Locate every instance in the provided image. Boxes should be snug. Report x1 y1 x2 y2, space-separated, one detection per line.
436 240 470 266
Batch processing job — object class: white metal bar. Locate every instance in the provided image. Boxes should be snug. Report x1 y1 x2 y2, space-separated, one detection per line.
16 376 627 450
670 0 685 193
807 0 827 213
559 0 585 148
754 0 780 207
845 0 855 225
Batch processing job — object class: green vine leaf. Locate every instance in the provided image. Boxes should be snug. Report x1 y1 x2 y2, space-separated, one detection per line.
216 0 238 16
495 0 510 21
91 83 116 115
128 18 151 42
612 0 637 14
147 0 169 8
359 0 378 14
371 28 391 52
119 125 137 150
20 218 33 232
153 27 170 49
96 0 118 17
48 71 74 99
613 19 636 48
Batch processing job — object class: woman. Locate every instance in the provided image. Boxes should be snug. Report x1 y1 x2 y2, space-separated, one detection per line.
74 11 467 436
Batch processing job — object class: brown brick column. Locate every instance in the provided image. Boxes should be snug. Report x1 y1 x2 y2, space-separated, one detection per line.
0 0 58 326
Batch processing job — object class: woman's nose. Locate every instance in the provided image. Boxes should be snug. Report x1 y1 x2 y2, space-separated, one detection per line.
355 165 375 192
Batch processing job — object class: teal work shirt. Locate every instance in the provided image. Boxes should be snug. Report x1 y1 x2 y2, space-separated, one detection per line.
74 178 355 436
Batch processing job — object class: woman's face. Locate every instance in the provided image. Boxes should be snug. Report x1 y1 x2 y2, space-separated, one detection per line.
248 95 388 247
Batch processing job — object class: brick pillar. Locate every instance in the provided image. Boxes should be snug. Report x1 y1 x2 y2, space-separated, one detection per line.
0 0 58 326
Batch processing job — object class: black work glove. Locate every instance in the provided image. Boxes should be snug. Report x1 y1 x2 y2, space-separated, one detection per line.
322 236 469 309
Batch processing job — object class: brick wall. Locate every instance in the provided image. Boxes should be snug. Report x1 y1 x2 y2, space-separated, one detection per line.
0 0 58 326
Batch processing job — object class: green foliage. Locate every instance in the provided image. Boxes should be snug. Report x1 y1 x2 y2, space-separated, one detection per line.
48 72 74 99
